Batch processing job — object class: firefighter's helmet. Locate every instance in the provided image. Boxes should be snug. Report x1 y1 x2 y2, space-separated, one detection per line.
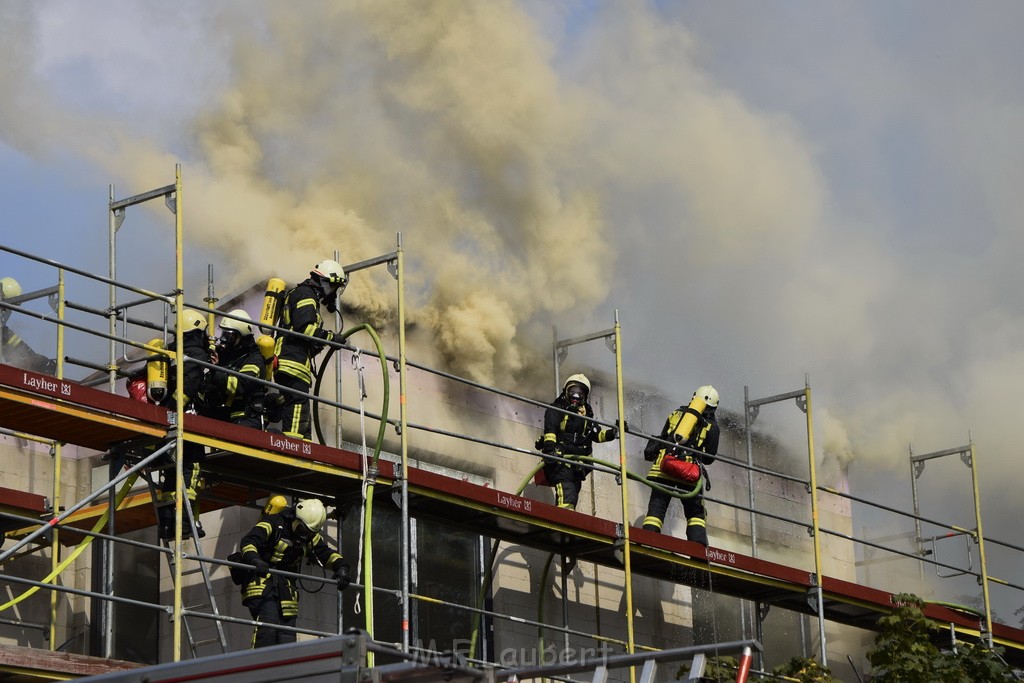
0 277 22 300
693 385 720 409
563 373 591 407
220 309 254 337
311 258 347 296
294 498 327 534
180 309 208 332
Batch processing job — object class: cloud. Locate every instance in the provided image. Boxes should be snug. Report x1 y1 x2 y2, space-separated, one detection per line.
4 1 1024 552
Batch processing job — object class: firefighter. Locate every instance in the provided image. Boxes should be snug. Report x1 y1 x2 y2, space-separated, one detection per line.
538 374 619 510
0 277 56 375
274 259 347 441
155 309 212 540
239 497 351 648
641 385 720 546
202 310 268 430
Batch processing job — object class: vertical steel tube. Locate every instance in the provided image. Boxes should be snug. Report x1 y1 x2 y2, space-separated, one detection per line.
561 555 570 654
205 265 216 334
104 185 117 659
612 311 636 679
552 326 560 395
171 165 185 661
968 441 994 647
48 272 65 649
909 445 925 584
397 234 411 653
744 385 758 553
743 386 763 668
804 377 827 666
333 249 343 448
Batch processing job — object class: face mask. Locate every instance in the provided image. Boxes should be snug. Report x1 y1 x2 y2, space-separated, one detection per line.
567 387 586 405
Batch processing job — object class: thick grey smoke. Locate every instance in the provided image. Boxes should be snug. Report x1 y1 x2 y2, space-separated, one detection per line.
3 2 1024 589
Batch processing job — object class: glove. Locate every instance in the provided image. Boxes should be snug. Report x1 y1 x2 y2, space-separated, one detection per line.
541 442 557 456
332 562 352 591
250 557 270 576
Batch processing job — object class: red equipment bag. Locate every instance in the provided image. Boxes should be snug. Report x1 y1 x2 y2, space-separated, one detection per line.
533 467 551 486
127 376 149 403
661 455 701 484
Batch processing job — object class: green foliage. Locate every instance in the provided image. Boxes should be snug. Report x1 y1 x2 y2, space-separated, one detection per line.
771 655 839 682
867 592 1017 683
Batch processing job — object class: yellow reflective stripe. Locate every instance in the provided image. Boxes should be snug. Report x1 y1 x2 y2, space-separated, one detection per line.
225 375 238 404
240 362 261 376
241 544 259 555
277 359 312 382
688 518 706 528
642 516 663 530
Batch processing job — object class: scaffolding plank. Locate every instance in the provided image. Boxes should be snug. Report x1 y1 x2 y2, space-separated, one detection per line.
0 643 141 678
0 364 167 450
3 366 1024 666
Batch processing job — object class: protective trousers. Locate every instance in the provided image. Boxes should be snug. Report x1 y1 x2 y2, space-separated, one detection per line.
248 594 297 648
545 463 586 510
276 372 312 441
643 477 708 546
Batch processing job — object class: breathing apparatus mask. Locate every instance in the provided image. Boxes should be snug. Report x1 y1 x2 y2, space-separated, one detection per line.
216 329 242 357
565 383 587 408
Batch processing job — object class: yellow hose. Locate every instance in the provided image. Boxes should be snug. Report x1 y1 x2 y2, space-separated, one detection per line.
0 474 139 612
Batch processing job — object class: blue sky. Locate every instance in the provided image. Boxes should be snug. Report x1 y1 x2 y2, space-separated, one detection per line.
2 0 1024 618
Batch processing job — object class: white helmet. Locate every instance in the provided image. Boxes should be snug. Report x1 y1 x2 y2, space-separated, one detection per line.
312 259 347 287
180 309 208 332
219 309 254 337
294 498 327 534
563 373 591 394
1 277 22 300
563 373 591 406
693 385 719 409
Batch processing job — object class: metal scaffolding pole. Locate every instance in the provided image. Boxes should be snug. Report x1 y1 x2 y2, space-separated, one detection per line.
612 311 637 672
48 271 65 650
802 377 827 665
744 379 824 665
550 320 633 670
105 169 182 660
910 438 994 647
397 233 411 654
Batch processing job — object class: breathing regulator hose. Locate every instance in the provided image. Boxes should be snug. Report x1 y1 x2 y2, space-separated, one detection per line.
310 324 390 643
467 456 704 659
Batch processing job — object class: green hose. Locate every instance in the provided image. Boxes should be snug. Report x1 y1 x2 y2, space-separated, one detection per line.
311 324 390 647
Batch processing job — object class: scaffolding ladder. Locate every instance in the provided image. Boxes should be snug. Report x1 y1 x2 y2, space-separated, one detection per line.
143 469 229 658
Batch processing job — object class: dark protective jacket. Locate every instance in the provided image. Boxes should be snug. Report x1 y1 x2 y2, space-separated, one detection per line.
202 337 266 423
541 395 616 459
239 510 343 616
645 407 719 484
162 329 211 410
0 325 54 374
274 281 336 385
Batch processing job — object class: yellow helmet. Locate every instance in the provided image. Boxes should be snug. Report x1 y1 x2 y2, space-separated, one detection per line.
179 309 208 332
0 277 22 300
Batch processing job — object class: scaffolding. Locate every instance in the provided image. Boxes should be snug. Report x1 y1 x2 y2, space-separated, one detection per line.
0 168 1023 681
